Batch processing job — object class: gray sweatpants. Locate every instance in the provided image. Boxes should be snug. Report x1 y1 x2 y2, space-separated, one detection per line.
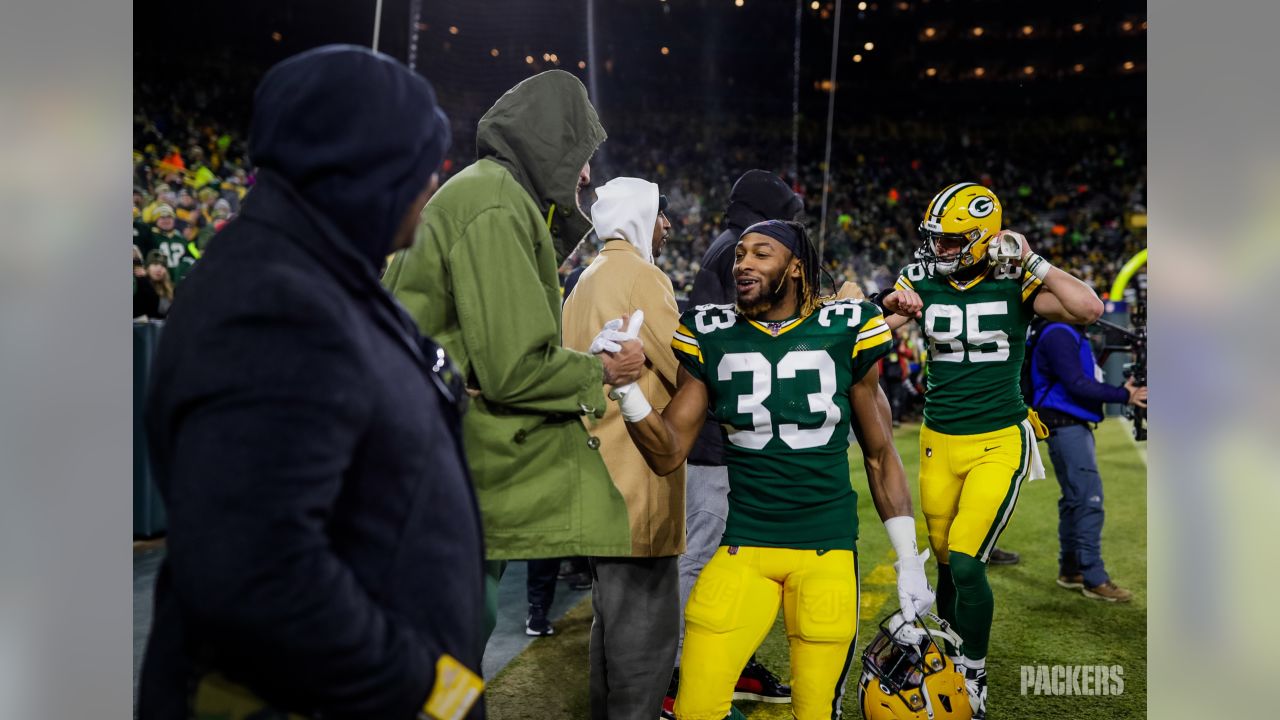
589 556 680 720
676 464 730 663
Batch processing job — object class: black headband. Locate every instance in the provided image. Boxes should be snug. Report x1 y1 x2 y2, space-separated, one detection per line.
740 219 802 257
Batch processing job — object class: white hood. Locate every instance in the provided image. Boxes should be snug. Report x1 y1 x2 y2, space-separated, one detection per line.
590 177 658 264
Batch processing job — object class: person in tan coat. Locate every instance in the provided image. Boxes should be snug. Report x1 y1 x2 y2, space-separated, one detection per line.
563 177 685 720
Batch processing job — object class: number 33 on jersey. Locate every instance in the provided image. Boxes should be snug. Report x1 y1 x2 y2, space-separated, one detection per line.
670 299 892 548
672 300 891 451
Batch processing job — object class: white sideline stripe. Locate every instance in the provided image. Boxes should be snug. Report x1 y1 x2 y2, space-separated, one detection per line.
1119 417 1148 466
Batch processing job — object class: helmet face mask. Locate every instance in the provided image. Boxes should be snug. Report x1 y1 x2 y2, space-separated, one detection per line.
859 612 972 720
916 183 1003 278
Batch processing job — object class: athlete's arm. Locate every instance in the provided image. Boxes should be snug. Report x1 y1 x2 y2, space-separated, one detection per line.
850 363 935 620
1032 283 1103 325
879 288 923 331
1003 230 1104 324
848 364 912 521
621 365 710 476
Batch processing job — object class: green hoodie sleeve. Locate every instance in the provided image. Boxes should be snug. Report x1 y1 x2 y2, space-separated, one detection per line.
450 207 607 415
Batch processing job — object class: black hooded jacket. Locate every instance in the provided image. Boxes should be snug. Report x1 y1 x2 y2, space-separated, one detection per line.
138 46 484 719
687 170 802 466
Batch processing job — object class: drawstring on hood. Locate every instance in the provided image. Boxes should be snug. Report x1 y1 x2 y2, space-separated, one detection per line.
590 177 659 264
476 70 606 263
248 44 451 269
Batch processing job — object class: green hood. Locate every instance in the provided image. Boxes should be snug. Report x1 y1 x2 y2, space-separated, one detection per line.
476 70 606 262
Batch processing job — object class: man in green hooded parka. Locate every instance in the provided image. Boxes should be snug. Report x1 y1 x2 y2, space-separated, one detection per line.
384 70 645 645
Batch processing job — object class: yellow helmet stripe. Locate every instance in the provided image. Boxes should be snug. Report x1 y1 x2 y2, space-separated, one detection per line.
928 181 978 220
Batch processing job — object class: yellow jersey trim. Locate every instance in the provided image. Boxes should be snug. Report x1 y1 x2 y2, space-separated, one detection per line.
672 338 704 364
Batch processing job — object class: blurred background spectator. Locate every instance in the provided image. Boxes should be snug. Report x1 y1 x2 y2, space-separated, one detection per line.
132 1 1145 320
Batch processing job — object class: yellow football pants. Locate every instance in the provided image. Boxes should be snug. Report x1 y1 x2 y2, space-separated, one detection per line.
919 420 1037 564
675 546 859 720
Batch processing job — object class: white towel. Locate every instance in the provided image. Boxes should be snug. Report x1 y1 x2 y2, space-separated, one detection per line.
1023 419 1047 481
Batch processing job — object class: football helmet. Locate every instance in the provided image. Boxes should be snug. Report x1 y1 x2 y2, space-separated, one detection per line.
859 612 972 720
916 183 1002 277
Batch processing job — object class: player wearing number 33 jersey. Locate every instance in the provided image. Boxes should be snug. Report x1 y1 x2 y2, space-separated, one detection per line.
607 220 934 720
883 182 1106 719
672 298 888 550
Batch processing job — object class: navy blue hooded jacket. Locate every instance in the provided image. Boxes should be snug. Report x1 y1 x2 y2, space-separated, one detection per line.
138 46 484 719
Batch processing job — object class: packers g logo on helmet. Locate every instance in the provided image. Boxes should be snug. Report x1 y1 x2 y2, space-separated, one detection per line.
916 183 1003 277
858 612 972 720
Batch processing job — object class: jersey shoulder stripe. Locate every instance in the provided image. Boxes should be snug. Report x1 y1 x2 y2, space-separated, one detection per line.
672 323 703 365
1020 269 1043 302
895 263 924 290
853 315 892 355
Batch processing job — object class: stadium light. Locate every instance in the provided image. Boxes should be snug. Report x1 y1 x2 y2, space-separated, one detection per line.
549 53 559 63
972 26 984 37
1073 63 1085 73
578 60 586 69
542 52 551 61
811 1 820 9
490 48 499 57
1121 20 1134 31
852 54 863 62
1021 25 1034 36
448 25 459 35
973 66 986 77
858 1 867 10
525 55 534 64
1072 22 1084 32
1123 60 1135 70
735 0 744 7
1023 65 1035 75
925 67 937 77
660 46 670 55
924 27 936 38
864 41 874 51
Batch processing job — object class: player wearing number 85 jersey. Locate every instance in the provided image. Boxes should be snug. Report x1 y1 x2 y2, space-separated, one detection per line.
607 220 934 720
881 182 1105 718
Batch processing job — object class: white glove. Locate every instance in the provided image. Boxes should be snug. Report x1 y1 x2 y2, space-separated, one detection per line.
987 229 1025 267
607 311 651 421
895 549 935 621
885 516 934 621
589 318 630 355
887 611 929 646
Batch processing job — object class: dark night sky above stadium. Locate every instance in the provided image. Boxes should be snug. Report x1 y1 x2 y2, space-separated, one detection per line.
136 0 1145 120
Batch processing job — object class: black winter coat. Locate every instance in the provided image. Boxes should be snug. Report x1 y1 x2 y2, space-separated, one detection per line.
138 173 486 719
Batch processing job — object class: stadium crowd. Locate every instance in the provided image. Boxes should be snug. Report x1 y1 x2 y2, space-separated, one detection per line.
132 93 1145 319
131 99 1140 429
134 47 1146 720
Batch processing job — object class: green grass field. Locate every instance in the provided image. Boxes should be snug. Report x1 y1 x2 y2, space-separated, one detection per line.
487 419 1147 719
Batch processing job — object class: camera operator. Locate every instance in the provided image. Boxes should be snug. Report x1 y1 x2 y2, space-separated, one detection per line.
1028 317 1147 603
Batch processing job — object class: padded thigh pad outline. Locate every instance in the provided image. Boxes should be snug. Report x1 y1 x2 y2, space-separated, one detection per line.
685 553 750 633
794 575 857 642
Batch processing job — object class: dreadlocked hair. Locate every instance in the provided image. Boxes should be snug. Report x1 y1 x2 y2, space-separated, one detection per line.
786 220 838 317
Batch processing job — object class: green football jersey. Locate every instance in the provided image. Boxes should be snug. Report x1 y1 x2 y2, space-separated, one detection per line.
895 261 1043 435
671 299 892 550
154 232 197 284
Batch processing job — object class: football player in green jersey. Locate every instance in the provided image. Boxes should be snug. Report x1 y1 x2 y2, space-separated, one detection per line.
604 220 933 720
880 182 1104 718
